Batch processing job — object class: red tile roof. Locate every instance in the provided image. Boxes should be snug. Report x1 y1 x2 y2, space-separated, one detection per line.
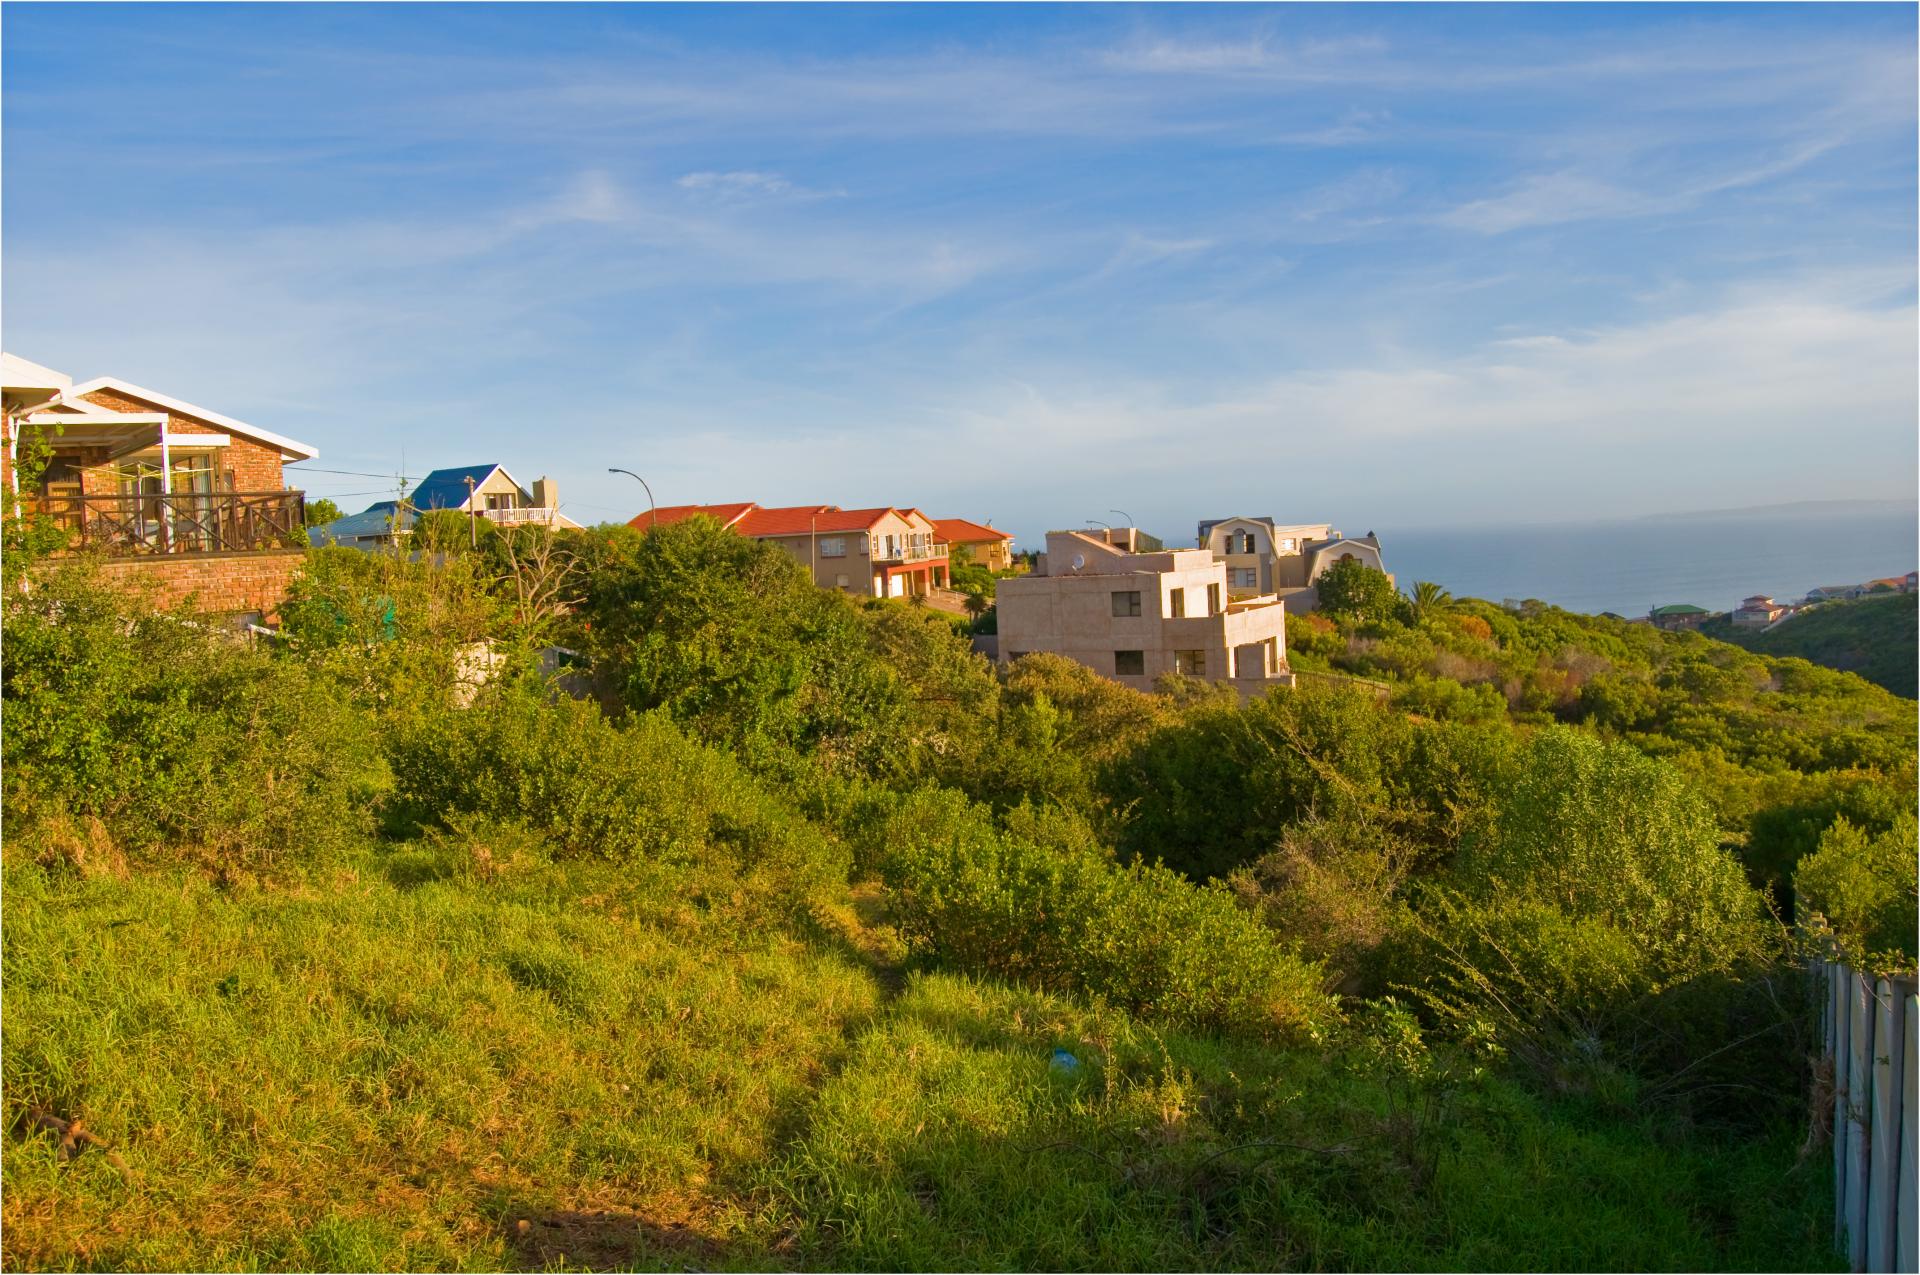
628 502 756 531
737 505 896 536
931 517 1010 545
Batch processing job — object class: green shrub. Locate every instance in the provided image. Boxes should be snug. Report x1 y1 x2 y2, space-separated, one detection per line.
386 686 850 917
1795 814 1918 971
2 562 382 870
865 790 1334 1040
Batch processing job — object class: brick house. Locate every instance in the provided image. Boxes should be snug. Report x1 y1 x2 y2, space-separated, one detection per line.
4 352 317 616
633 501 951 598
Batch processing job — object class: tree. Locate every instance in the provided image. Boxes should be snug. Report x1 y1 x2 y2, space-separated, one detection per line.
303 497 343 527
1408 580 1453 623
1316 559 1404 624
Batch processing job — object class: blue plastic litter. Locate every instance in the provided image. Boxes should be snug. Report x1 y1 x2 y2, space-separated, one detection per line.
1050 1048 1079 1072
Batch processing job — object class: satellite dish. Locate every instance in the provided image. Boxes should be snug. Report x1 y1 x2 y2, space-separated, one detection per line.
1071 553 1086 572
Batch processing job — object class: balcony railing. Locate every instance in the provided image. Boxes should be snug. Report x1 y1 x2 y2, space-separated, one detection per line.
871 539 949 563
38 490 308 556
481 506 562 527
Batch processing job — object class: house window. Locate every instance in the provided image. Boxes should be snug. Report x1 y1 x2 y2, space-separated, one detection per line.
1229 568 1257 589
819 536 846 557
1277 538 1295 552
1208 584 1221 614
1114 650 1145 676
1112 590 1141 617
836 574 850 590
1170 588 1186 619
1175 649 1206 676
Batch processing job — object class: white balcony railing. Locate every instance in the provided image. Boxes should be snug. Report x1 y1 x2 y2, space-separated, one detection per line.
480 506 563 527
871 538 950 563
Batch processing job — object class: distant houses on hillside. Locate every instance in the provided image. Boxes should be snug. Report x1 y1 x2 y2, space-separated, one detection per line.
1651 569 1916 634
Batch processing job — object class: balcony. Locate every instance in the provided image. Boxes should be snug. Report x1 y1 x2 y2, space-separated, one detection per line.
480 506 564 527
871 539 949 564
38 490 308 556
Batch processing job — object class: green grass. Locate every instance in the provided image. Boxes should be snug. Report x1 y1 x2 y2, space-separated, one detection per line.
1 845 879 1270
4 846 1840 1272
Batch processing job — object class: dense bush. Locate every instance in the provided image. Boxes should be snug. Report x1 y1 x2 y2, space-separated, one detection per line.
2 563 382 871
1795 814 1919 972
1399 730 1786 1105
387 686 850 915
859 790 1334 1039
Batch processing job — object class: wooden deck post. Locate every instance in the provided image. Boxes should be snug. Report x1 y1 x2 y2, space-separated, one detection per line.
1867 980 1906 1271
1847 971 1874 1272
1898 990 1917 1274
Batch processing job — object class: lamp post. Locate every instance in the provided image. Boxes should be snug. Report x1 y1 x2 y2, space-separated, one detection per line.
1087 518 1111 531
608 468 656 531
464 474 477 549
1110 509 1134 527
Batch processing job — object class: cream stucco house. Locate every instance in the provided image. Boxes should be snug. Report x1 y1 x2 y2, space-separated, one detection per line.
1196 516 1391 611
995 528 1292 693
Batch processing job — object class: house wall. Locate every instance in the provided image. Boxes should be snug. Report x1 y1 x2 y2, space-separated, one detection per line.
953 537 1013 572
996 542 1288 691
753 510 950 596
95 548 305 618
1203 519 1335 592
75 389 289 491
1307 540 1389 585
466 468 526 511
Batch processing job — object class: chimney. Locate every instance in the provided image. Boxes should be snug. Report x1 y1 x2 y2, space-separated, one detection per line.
530 476 556 509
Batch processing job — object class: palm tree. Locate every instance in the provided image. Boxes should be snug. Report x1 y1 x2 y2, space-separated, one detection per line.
963 590 990 619
1410 580 1453 622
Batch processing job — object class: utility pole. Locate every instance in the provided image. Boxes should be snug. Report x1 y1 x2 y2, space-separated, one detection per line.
464 474 477 549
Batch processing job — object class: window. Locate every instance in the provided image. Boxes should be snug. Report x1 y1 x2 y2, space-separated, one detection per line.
835 574 850 590
1175 650 1206 676
1227 530 1255 554
1229 568 1257 589
1170 588 1186 619
1111 590 1141 617
1207 584 1221 614
1277 538 1295 553
1114 650 1145 676
819 536 846 557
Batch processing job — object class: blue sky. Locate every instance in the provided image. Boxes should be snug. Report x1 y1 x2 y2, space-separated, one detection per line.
5 3 1915 543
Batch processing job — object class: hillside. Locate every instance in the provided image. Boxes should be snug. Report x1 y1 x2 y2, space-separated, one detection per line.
1702 594 1917 699
6 527 1912 1271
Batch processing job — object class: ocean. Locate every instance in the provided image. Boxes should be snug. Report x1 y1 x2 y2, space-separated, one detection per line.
1374 505 1919 618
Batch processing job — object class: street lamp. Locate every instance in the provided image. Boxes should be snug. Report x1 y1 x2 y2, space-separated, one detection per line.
1109 509 1134 527
608 468 656 530
1086 518 1111 531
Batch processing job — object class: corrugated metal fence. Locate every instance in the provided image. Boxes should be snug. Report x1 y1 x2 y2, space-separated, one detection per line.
1812 958 1917 1273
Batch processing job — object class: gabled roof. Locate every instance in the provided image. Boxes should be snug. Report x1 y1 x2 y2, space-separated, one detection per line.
932 517 1010 545
410 464 515 511
64 375 318 461
631 502 759 531
310 500 413 547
